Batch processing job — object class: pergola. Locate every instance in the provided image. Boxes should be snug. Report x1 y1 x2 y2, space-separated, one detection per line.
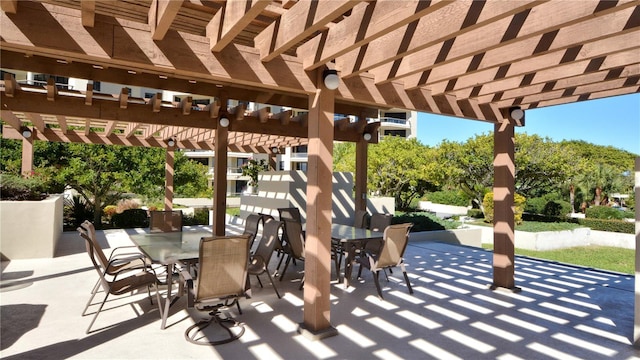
1 0 638 341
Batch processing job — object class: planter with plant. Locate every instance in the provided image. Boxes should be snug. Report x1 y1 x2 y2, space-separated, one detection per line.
241 159 267 193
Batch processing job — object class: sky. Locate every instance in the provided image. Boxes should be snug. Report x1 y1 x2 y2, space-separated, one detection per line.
416 93 640 155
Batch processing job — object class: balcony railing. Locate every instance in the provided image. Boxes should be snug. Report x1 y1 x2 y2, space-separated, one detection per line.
206 167 245 177
379 117 408 126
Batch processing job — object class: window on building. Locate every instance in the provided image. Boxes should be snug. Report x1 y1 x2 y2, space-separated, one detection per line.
384 129 407 137
93 81 101 91
293 145 308 153
382 112 407 120
295 163 308 171
33 74 69 89
1 70 15 82
279 161 284 171
144 92 157 99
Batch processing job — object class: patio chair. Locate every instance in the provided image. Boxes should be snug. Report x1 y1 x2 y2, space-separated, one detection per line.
364 213 394 255
78 221 153 297
276 207 302 267
356 223 414 299
354 209 369 229
277 207 302 222
149 210 183 233
332 209 370 281
79 229 162 334
180 235 250 345
248 218 283 298
369 213 393 232
243 213 264 250
278 219 305 289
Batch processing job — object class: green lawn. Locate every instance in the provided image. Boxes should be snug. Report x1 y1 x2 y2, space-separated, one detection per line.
482 244 634 275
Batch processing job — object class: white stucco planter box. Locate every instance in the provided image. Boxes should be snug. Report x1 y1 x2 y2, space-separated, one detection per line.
409 228 483 247
0 195 64 259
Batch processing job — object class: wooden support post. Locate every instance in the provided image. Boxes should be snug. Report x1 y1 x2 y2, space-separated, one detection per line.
491 118 520 292
299 69 337 340
164 146 175 211
355 135 368 212
213 117 229 236
21 129 34 176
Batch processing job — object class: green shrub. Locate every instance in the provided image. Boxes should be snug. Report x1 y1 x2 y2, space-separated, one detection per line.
183 208 210 226
577 218 634 234
393 211 460 232
585 206 626 220
467 208 484 218
112 209 149 228
424 190 470 207
524 197 547 215
483 192 526 225
542 200 572 218
63 195 94 230
0 173 48 201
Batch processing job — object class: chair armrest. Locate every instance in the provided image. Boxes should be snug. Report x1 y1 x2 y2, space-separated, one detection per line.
109 245 143 260
179 270 195 308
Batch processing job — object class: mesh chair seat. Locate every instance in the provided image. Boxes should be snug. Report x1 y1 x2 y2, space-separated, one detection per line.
149 210 183 233
78 229 162 334
180 235 250 345
278 219 305 289
357 223 414 299
248 218 283 298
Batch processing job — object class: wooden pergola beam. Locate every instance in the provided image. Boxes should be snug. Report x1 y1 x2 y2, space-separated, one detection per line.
149 0 182 41
208 0 271 52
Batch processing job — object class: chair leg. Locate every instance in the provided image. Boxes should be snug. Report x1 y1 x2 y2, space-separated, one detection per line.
279 256 291 281
86 293 110 334
372 271 383 299
400 263 413 294
275 252 286 272
256 275 264 288
264 270 282 299
82 283 101 316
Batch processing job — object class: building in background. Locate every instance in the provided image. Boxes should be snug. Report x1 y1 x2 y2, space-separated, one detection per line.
3 70 415 195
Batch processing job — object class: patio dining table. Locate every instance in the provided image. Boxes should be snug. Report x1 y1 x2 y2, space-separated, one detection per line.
129 229 213 329
330 224 384 288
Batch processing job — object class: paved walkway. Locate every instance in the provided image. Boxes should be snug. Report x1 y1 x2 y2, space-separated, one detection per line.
1 226 639 359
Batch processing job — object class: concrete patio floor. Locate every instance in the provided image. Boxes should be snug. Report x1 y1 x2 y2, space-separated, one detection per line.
1 225 639 359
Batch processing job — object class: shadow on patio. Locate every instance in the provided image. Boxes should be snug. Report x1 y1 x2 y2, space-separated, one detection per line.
1 226 638 359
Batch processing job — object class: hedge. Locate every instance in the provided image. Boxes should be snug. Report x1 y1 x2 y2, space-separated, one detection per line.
112 209 149 228
576 218 634 234
392 211 460 232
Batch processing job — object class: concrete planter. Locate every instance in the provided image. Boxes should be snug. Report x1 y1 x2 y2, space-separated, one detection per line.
409 228 483 247
0 195 64 259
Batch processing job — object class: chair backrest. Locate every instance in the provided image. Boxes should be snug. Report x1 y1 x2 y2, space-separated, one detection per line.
377 223 413 268
77 227 110 291
278 207 302 223
253 218 283 268
149 210 183 232
283 219 305 259
369 213 393 232
353 210 369 229
195 235 250 303
79 220 110 269
243 213 263 242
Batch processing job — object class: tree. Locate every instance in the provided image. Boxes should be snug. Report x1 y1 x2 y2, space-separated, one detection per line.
368 136 438 210
333 142 356 172
436 132 580 215
435 133 494 211
58 143 133 226
514 134 579 199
